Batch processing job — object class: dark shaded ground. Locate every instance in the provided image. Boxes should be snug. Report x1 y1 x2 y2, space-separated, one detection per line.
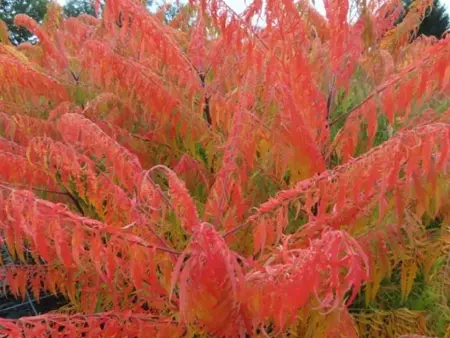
0 293 67 319
0 246 67 319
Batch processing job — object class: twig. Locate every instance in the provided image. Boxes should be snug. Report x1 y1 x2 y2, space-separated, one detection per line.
0 183 181 256
222 221 250 238
64 191 85 216
326 75 336 123
32 188 84 216
69 69 80 83
0 182 85 216
328 48 437 129
199 73 212 126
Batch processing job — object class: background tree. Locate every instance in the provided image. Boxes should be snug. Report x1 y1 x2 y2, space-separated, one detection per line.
162 3 180 23
402 0 449 39
0 0 49 45
64 0 156 18
63 0 96 18
1 0 159 43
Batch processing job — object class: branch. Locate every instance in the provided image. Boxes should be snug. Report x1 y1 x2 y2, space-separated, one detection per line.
199 73 212 126
0 183 181 256
328 44 440 129
1 182 85 216
222 221 250 238
64 190 85 216
326 75 337 123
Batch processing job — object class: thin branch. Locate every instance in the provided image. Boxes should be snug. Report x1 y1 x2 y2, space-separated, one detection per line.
0 183 181 256
64 191 85 216
219 0 269 51
326 75 336 123
0 182 85 216
199 73 212 126
111 234 181 255
325 51 438 162
328 49 437 129
69 69 80 83
222 220 250 238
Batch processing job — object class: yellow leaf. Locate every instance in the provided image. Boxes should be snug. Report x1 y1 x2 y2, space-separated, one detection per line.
371 268 383 302
400 260 418 301
258 139 271 155
365 283 372 306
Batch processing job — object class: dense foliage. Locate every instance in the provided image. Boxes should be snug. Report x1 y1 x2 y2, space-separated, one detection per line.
0 0 449 336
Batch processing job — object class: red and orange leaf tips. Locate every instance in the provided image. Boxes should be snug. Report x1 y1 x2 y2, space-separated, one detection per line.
0 0 449 336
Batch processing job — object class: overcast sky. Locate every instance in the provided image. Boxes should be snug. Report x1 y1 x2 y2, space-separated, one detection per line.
225 0 448 14
56 0 326 14
224 0 325 14
57 0 448 17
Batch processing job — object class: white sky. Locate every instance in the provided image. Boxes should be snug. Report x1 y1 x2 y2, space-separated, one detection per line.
56 0 326 14
223 0 449 14
56 0 448 17
224 0 324 14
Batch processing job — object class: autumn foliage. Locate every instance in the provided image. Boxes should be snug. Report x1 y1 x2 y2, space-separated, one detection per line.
0 0 449 336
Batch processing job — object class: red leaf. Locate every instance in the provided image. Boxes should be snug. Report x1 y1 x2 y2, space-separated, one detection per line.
131 246 144 289
168 171 200 234
395 188 405 224
382 87 396 125
365 100 378 147
437 128 449 172
169 251 188 302
388 151 403 189
90 233 105 281
51 220 73 269
421 134 433 175
71 226 84 267
253 218 266 255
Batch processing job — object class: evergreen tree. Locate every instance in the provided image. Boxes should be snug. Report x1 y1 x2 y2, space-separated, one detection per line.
403 0 449 39
0 0 49 45
64 0 154 18
0 1 162 45
63 0 96 18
